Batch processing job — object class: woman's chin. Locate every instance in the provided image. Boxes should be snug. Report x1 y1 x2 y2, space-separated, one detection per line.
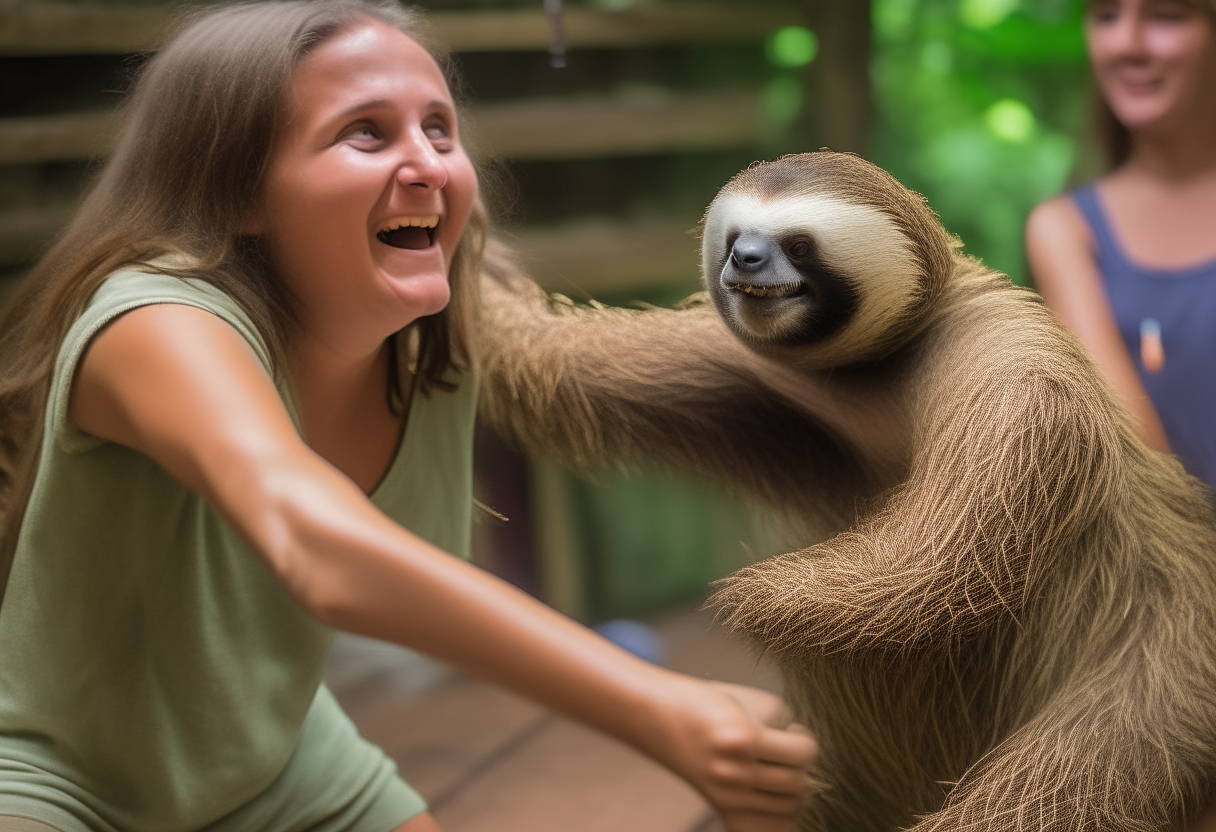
384 270 452 319
1106 93 1179 133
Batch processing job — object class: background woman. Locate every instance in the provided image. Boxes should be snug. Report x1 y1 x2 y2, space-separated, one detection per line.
1026 0 1216 490
0 3 816 831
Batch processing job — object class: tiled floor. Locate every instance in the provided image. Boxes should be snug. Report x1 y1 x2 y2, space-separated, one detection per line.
326 605 780 832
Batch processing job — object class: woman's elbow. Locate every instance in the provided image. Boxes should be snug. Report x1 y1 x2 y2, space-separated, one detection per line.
228 465 368 627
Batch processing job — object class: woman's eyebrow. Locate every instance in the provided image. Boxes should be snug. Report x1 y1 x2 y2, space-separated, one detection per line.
425 99 456 116
332 97 455 123
333 98 392 122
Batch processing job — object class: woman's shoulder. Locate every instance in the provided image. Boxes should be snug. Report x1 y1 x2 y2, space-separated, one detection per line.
76 263 273 369
1026 192 1094 261
88 262 240 315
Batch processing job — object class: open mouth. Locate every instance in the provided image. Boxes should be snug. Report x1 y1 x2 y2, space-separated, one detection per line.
376 215 439 250
732 281 807 300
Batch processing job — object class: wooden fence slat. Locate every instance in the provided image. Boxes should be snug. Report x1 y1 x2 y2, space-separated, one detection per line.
509 215 703 296
0 88 765 166
428 6 803 52
0 1 171 54
0 3 802 56
0 203 76 266
0 111 117 166
468 88 764 160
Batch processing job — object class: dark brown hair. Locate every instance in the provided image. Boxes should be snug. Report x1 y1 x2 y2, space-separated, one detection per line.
0 0 486 587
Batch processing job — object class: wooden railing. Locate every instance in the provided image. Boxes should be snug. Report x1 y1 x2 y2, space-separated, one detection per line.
0 88 765 167
0 2 805 294
0 3 802 54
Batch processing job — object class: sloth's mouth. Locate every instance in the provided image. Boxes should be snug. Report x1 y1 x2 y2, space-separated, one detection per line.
732 281 807 300
376 215 439 250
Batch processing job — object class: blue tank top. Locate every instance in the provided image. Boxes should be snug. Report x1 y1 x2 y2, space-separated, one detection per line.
1070 185 1216 491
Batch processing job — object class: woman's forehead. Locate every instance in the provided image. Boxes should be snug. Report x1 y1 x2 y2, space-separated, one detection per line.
289 19 451 106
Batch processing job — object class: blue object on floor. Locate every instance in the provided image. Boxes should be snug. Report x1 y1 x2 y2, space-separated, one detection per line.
593 619 664 664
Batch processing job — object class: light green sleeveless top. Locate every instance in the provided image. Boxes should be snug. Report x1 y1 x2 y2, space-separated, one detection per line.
0 270 477 832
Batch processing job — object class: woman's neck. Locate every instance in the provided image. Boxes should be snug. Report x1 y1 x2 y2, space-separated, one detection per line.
1099 120 1216 269
287 332 404 493
1124 115 1216 184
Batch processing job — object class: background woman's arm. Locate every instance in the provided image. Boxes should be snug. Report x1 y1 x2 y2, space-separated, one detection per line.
1025 196 1172 453
69 303 817 832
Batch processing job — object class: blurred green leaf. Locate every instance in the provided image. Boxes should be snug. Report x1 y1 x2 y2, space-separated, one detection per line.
872 0 1089 285
959 0 1018 30
986 98 1036 142
763 75 804 126
765 26 820 68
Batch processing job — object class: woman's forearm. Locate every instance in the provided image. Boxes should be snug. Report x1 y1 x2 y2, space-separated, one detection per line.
280 470 683 756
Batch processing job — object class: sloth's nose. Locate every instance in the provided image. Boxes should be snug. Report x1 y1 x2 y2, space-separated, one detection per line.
730 235 772 272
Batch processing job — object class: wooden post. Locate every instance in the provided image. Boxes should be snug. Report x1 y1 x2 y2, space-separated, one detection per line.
805 0 873 155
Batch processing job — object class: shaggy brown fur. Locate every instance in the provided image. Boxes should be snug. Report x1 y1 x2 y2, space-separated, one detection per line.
477 151 1216 831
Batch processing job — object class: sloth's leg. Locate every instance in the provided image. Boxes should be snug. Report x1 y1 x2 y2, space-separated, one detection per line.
905 697 1202 832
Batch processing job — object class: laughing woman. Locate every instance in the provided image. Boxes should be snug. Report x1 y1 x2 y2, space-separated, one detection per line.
1026 0 1216 491
0 3 816 831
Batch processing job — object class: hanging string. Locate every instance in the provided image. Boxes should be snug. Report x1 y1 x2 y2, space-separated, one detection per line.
545 0 566 68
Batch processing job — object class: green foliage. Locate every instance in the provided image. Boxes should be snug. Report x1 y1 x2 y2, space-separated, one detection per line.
765 26 820 69
871 0 1092 285
568 470 767 621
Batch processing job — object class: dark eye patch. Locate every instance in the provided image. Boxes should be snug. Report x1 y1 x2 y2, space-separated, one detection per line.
781 234 819 263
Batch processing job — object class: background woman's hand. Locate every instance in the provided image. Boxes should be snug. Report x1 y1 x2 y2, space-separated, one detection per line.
651 675 818 832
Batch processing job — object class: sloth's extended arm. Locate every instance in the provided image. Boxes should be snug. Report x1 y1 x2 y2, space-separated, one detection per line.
713 315 1124 654
476 249 854 514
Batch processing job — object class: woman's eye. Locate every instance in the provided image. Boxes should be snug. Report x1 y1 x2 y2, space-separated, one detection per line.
424 121 453 144
1087 2 1118 23
1145 0 1193 20
343 123 382 146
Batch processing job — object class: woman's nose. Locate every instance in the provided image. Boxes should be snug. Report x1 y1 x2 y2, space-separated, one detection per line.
1108 10 1148 56
395 133 449 191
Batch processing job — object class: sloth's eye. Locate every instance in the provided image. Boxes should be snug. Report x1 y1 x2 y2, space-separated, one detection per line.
788 240 811 258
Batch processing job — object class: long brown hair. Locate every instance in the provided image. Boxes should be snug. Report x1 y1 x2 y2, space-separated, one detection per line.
1086 0 1216 169
0 0 486 585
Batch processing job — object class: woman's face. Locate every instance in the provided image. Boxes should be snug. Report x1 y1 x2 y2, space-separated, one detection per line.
257 18 477 350
1086 0 1216 134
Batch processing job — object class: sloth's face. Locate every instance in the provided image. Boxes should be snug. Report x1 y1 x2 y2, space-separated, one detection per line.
702 187 924 363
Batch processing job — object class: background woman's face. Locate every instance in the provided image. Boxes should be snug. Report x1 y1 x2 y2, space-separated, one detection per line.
1086 0 1216 133
257 18 477 348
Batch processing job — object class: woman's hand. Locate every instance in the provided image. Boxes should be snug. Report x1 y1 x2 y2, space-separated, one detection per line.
647 676 818 832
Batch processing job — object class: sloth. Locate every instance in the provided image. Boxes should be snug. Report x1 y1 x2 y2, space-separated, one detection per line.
475 151 1216 831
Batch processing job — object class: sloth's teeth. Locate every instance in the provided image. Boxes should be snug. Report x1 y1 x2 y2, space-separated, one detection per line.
737 282 804 299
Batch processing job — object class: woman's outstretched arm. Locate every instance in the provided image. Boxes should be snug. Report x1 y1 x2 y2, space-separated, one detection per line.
1025 196 1171 453
69 302 817 832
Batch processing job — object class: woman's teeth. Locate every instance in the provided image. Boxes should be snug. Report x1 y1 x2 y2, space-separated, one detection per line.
377 215 439 250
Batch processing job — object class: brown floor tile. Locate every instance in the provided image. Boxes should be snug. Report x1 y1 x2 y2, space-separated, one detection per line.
328 603 787 832
431 716 715 832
